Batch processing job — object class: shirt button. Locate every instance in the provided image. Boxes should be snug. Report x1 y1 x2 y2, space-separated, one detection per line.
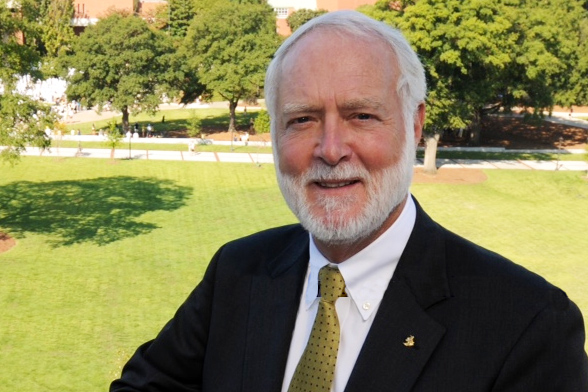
363 302 371 310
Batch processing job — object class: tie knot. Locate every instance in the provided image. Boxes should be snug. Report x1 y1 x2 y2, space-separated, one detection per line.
319 266 346 303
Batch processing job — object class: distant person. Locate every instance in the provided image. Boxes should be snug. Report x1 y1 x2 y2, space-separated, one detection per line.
111 11 588 392
241 131 249 146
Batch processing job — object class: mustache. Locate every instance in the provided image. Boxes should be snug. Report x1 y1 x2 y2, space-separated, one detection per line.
301 163 370 183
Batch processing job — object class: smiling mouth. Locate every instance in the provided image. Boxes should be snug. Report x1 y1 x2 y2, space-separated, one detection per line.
316 180 360 188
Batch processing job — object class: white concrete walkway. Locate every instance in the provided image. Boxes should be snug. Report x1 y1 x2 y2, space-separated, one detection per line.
13 145 588 172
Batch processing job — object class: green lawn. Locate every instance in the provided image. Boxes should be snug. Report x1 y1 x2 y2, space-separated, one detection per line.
66 107 258 135
0 157 587 391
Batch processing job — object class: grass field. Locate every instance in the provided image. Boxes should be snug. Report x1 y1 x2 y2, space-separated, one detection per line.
0 157 587 391
65 107 258 136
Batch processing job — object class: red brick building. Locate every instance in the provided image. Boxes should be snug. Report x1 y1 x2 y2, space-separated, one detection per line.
270 0 378 35
72 0 167 34
72 0 378 36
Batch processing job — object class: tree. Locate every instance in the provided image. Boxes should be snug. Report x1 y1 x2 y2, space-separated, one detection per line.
168 0 196 38
104 119 122 160
62 12 180 132
253 109 270 142
505 0 588 113
287 8 328 32
361 0 588 173
39 0 74 57
0 0 55 165
186 111 202 138
39 0 75 77
397 0 515 172
183 1 279 134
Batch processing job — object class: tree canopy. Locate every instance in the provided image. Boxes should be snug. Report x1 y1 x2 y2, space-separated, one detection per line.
0 0 55 165
182 1 279 132
167 0 196 38
287 8 328 32
361 0 588 172
38 0 76 77
62 12 181 131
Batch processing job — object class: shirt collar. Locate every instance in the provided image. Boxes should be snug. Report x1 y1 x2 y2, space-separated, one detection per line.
305 196 416 321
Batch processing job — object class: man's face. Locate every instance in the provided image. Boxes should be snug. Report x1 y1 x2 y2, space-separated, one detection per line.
274 30 422 254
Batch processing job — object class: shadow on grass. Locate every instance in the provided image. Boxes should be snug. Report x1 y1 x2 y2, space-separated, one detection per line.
0 177 192 247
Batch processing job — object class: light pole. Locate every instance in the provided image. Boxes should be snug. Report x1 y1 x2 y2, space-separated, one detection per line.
556 136 563 170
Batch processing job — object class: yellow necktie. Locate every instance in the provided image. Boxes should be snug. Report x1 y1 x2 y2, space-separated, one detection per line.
288 266 347 392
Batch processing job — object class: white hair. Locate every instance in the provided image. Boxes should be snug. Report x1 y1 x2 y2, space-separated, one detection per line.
265 10 427 149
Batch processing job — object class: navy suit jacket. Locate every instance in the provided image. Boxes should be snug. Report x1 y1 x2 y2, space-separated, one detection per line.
111 199 588 391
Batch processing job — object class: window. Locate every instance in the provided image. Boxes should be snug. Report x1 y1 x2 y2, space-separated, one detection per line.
274 7 289 19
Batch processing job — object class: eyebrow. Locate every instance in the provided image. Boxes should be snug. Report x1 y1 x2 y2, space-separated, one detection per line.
339 97 385 111
281 98 385 116
281 103 321 116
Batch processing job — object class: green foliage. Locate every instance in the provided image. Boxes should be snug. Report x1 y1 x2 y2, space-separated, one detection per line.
508 0 588 112
0 0 42 88
39 0 75 77
253 109 271 135
183 1 279 131
361 0 588 146
0 95 54 165
186 110 202 138
104 120 122 152
168 0 196 38
0 0 55 164
286 8 327 32
61 13 180 130
395 0 516 138
40 0 75 58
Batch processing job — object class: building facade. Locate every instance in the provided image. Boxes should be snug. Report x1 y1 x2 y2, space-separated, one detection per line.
268 0 378 35
71 0 377 36
72 0 167 34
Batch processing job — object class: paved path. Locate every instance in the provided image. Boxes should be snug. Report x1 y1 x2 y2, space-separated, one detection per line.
16 145 588 172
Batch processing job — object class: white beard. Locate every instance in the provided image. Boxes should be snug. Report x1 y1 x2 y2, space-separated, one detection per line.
277 134 415 245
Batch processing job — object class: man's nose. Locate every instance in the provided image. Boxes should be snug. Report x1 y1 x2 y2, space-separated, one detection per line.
314 117 352 166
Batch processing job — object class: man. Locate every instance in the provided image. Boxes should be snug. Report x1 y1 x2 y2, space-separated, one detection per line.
111 11 588 391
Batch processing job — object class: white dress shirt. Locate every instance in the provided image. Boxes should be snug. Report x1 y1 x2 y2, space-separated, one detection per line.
281 197 417 392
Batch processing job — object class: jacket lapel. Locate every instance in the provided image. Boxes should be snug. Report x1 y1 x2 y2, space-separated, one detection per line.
345 199 451 391
241 227 309 392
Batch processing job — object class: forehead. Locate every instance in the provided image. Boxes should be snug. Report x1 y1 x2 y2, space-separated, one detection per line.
282 28 395 71
277 29 400 107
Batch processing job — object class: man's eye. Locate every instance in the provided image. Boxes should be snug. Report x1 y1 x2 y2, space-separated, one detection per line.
357 113 372 120
287 117 310 127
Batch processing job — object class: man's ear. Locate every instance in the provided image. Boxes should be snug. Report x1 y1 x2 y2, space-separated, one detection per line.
413 103 426 144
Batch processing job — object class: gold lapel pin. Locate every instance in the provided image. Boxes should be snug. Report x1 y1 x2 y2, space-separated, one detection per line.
403 335 415 347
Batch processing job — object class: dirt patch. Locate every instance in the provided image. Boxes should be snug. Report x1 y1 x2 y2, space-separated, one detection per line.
438 116 587 150
0 232 16 254
413 167 487 184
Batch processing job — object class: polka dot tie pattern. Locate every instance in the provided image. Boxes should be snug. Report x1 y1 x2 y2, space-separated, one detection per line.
288 266 347 392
